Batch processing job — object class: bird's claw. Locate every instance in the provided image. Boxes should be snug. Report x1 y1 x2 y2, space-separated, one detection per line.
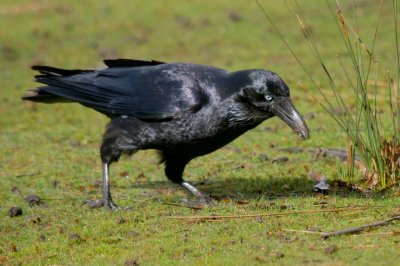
181 194 216 209
105 201 121 210
82 199 104 209
105 201 133 211
82 199 131 210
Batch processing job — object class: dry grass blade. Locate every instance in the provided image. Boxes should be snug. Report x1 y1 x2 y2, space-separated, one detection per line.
337 0 380 64
161 202 204 210
336 0 348 38
166 206 383 220
282 229 323 235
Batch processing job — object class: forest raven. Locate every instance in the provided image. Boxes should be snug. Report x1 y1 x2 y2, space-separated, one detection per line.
23 59 309 209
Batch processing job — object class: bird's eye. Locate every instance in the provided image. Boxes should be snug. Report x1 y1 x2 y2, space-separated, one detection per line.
265 95 273 101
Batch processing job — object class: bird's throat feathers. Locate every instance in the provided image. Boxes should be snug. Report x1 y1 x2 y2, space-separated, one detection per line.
227 100 273 128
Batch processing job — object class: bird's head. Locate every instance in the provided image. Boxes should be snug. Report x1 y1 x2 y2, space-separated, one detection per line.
237 70 309 139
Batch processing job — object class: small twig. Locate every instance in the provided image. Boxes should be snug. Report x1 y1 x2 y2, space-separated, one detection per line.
284 229 397 237
166 206 382 220
321 215 400 239
352 232 398 237
309 244 384 251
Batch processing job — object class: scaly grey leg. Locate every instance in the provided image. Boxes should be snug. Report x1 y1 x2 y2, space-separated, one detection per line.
83 163 121 210
181 181 214 207
102 163 120 210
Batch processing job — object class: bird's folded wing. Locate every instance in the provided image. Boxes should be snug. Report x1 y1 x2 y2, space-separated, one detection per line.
91 67 209 120
33 66 209 120
108 96 178 119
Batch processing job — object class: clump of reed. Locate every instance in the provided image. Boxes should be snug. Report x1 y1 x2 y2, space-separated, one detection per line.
257 0 400 190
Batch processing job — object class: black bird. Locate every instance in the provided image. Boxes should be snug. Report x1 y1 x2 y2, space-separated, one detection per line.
23 59 309 209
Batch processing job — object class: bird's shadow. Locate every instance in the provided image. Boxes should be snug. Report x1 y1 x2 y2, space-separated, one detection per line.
119 175 365 201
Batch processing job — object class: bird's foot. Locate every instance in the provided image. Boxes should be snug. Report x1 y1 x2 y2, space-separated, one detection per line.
180 181 216 208
82 199 131 210
181 194 216 209
104 200 122 210
82 199 104 209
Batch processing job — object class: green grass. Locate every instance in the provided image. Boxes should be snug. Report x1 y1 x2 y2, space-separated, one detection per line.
1 1 400 265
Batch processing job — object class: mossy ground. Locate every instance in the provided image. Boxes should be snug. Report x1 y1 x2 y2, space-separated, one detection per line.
1 1 399 265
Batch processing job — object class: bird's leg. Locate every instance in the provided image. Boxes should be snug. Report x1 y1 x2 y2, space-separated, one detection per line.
181 181 214 207
163 155 214 207
101 163 120 210
83 118 142 210
83 163 121 210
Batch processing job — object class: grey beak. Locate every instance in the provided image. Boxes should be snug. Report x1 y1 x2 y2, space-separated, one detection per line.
272 98 309 139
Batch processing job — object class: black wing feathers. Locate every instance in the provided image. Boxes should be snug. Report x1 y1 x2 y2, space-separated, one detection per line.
109 96 178 120
31 65 94 78
103 59 165 68
24 59 209 120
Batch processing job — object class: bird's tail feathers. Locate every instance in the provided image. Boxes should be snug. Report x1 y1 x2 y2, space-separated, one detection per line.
22 65 96 104
22 87 71 103
31 65 93 78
